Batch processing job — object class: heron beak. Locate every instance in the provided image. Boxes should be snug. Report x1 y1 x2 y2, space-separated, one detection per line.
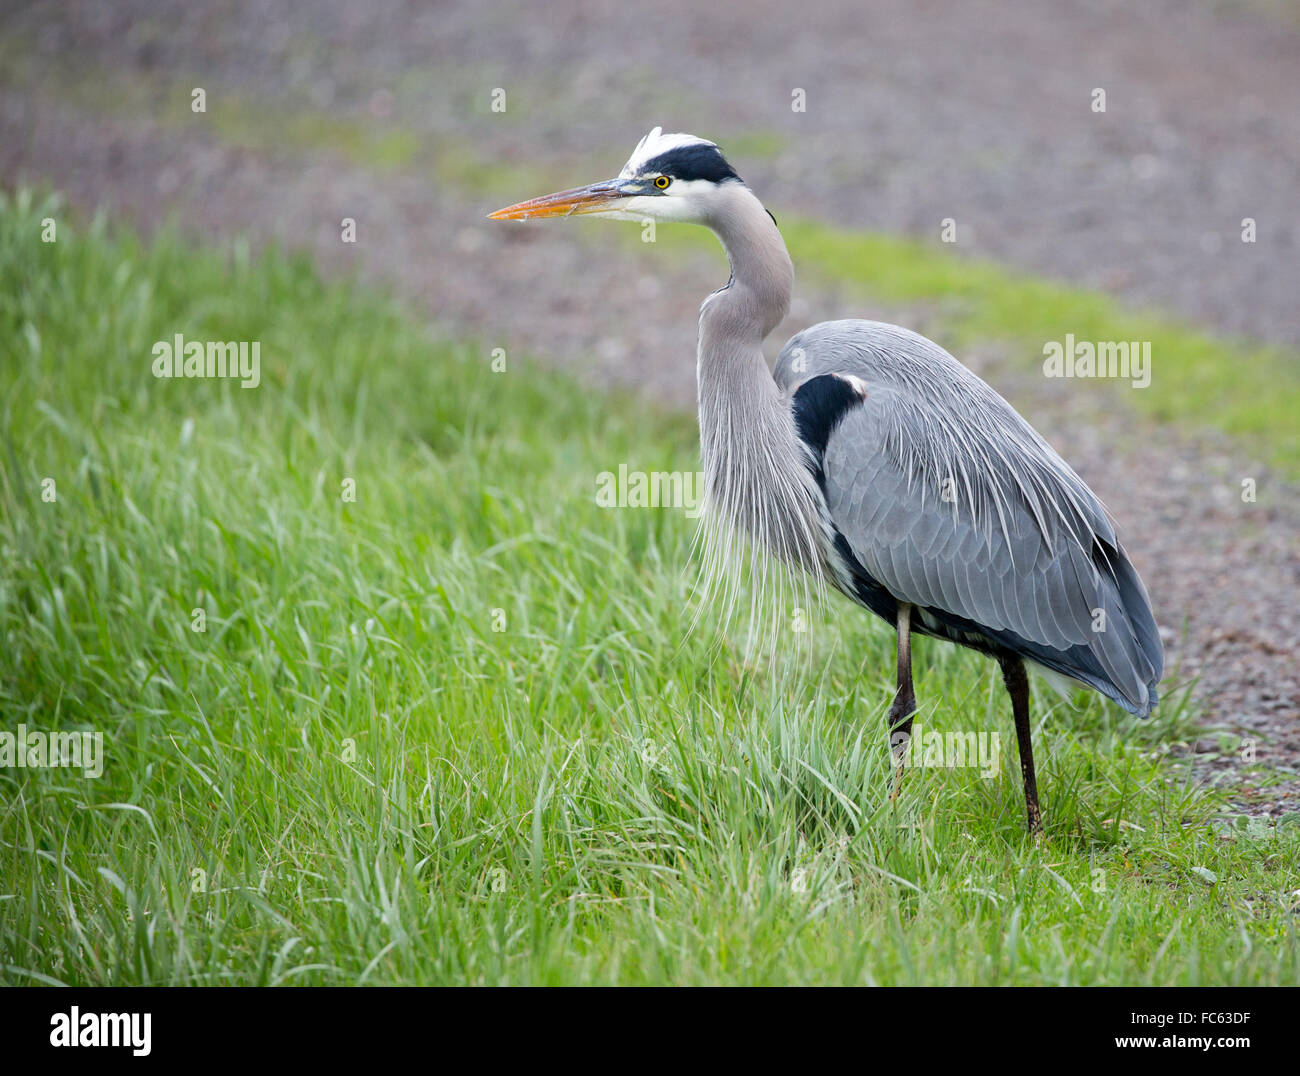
488 180 630 220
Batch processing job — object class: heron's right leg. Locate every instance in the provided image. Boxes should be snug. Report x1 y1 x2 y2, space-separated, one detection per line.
887 603 917 796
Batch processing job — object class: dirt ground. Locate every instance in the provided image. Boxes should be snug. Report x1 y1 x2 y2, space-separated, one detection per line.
1 0 1296 812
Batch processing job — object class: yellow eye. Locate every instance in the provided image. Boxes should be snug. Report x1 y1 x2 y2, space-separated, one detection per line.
654 175 671 190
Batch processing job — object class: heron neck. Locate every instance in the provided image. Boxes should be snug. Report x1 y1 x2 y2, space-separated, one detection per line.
696 187 793 424
696 186 794 430
695 187 824 581
700 186 794 347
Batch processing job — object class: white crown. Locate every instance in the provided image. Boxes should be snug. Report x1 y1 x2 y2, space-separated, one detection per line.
619 126 717 178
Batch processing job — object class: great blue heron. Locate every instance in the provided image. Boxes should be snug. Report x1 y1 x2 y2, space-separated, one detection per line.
489 128 1163 833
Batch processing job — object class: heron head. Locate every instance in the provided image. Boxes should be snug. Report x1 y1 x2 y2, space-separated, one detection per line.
488 127 743 225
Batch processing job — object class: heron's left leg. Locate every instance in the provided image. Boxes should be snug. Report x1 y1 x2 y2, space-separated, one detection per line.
887 603 917 796
998 654 1043 834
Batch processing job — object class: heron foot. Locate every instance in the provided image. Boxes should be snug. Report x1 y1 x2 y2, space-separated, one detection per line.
886 694 914 804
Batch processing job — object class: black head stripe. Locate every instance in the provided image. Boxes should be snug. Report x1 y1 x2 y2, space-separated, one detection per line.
640 143 740 184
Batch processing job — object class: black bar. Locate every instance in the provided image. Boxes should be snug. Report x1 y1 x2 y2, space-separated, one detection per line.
4 985 1292 1064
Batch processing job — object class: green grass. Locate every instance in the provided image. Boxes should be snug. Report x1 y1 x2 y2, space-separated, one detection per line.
1 188 1297 986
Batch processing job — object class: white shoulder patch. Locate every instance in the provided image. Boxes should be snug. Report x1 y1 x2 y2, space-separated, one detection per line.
620 126 718 178
832 373 870 399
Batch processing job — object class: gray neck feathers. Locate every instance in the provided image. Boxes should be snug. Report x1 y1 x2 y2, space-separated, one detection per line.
694 185 828 622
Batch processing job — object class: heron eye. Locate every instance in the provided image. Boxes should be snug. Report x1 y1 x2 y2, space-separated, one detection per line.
654 175 671 190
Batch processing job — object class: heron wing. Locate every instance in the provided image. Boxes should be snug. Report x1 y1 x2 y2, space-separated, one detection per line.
779 320 1163 714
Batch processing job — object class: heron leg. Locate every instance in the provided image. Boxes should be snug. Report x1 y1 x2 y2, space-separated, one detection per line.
998 654 1042 834
888 603 917 799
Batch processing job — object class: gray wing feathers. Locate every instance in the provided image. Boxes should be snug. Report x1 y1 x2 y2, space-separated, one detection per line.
779 320 1163 713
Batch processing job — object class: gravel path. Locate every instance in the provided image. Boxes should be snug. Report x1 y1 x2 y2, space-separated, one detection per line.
1 0 1296 810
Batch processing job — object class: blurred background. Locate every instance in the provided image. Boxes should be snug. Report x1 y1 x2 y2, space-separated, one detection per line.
2 0 1297 779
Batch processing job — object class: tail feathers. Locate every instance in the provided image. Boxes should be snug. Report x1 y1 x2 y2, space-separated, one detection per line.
1109 546 1164 684
1078 539 1163 715
997 534 1163 716
1026 635 1160 717
922 570 1163 718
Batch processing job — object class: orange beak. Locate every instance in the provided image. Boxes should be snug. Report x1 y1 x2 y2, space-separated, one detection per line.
488 181 629 220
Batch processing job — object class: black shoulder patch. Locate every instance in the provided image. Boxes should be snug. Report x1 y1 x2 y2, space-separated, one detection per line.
639 143 741 184
792 375 864 462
